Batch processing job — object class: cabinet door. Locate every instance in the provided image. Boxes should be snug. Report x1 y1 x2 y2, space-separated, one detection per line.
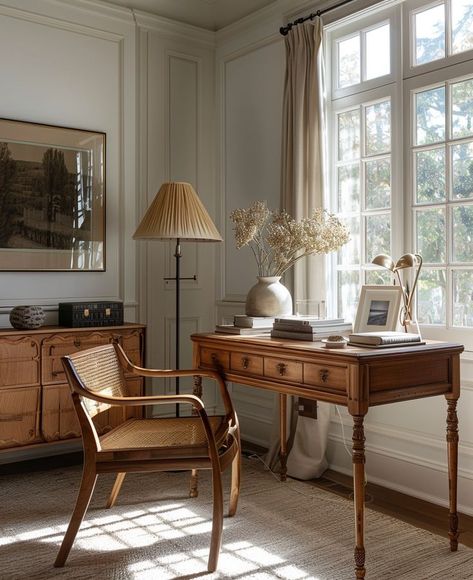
0 386 41 449
0 336 40 388
41 384 81 441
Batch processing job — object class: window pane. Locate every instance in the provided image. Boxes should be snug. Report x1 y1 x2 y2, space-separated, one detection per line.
365 158 391 209
338 270 360 321
451 78 473 139
338 110 360 161
365 269 393 285
414 4 445 66
452 141 473 199
338 35 360 88
453 270 473 326
415 87 445 145
338 217 360 265
417 269 446 324
415 148 446 203
365 213 390 261
365 23 390 80
452 205 473 262
338 164 360 212
416 208 446 263
365 101 391 155
452 0 473 54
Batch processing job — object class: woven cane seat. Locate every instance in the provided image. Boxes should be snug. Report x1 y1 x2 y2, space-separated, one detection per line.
100 416 228 452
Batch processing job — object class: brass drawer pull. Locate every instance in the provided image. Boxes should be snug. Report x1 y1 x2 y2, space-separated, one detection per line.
241 357 250 369
320 369 329 383
277 362 286 376
74 339 81 348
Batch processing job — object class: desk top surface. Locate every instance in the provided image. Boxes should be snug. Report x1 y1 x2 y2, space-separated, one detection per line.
191 333 464 360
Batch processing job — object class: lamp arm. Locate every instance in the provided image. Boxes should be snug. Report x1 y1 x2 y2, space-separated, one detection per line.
405 254 423 313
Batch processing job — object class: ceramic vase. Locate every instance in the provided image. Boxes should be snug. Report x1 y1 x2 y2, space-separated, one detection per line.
9 305 45 329
245 276 293 317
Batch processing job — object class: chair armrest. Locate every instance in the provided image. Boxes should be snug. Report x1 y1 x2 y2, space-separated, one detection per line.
113 343 238 426
72 383 204 411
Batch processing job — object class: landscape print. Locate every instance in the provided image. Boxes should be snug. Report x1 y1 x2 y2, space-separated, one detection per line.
0 120 104 270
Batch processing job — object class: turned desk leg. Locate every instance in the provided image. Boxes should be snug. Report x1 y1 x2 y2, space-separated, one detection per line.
190 375 203 498
279 393 288 482
446 398 459 550
352 415 366 580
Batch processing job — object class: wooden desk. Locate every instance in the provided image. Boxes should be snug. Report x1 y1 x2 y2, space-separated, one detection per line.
191 333 463 579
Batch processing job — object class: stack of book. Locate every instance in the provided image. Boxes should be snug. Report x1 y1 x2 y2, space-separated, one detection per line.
270 316 352 341
348 331 424 348
215 315 274 335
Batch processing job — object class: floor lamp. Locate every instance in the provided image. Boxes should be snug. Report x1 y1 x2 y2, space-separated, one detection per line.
133 182 222 416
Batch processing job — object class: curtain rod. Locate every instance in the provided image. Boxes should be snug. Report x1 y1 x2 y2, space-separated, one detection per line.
279 0 356 35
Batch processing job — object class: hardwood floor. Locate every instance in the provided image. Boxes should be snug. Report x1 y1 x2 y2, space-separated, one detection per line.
309 469 473 549
3 447 472 549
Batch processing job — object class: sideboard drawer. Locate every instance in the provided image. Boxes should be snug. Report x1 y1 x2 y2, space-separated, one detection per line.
200 347 230 370
264 357 303 382
0 336 40 388
230 352 264 376
304 363 347 391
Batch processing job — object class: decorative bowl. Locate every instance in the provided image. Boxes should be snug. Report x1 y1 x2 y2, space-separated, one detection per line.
321 336 348 349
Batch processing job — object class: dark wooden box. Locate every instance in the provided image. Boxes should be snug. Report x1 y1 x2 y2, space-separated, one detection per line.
58 301 124 327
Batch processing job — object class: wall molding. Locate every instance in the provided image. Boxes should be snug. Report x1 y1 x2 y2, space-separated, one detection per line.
134 9 215 48
328 436 473 516
0 2 128 40
330 415 473 471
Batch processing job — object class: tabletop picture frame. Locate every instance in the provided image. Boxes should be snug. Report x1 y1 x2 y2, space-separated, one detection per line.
0 118 105 271
354 285 403 333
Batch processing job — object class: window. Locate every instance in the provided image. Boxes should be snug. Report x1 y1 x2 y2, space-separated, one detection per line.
326 0 473 345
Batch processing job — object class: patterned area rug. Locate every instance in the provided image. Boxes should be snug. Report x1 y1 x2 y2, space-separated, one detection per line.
1 457 472 579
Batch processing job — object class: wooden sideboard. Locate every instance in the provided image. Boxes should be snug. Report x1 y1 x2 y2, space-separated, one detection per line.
0 323 145 460
191 333 463 580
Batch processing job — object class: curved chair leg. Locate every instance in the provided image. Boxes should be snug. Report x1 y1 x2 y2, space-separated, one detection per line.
189 469 199 498
106 472 126 509
228 446 241 517
54 467 98 567
207 467 224 573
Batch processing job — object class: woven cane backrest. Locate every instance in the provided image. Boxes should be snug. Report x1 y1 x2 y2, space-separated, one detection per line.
67 344 127 418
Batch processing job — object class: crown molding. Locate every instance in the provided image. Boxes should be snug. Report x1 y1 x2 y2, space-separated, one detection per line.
134 9 216 48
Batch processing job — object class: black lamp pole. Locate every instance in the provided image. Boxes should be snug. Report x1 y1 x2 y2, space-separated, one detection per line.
174 238 181 417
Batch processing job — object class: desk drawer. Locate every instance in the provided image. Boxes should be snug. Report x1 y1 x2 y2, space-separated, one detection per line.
200 347 230 370
264 357 303 382
304 363 347 391
230 352 263 375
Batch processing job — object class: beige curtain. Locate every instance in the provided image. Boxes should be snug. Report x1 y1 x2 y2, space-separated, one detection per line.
267 18 330 480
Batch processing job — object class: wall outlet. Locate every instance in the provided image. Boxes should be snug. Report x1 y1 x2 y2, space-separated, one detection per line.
298 398 317 419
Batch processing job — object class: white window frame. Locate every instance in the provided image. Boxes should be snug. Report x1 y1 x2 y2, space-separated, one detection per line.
325 0 473 349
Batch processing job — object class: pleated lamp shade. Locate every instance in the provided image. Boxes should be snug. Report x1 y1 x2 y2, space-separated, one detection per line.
133 182 222 242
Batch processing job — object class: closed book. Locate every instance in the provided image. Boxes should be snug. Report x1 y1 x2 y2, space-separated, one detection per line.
233 315 275 328
274 316 344 327
270 329 344 341
215 324 272 335
273 321 352 334
348 331 421 346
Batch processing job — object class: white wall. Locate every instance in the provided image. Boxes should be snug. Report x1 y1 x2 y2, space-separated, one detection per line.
216 1 473 515
0 0 138 325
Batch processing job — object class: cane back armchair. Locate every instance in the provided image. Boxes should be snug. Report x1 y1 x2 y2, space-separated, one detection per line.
54 342 240 572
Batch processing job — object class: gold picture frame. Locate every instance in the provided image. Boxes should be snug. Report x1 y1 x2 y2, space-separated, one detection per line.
0 118 105 271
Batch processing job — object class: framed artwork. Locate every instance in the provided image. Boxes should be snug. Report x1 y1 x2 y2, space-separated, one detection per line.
0 118 105 271
354 285 403 333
